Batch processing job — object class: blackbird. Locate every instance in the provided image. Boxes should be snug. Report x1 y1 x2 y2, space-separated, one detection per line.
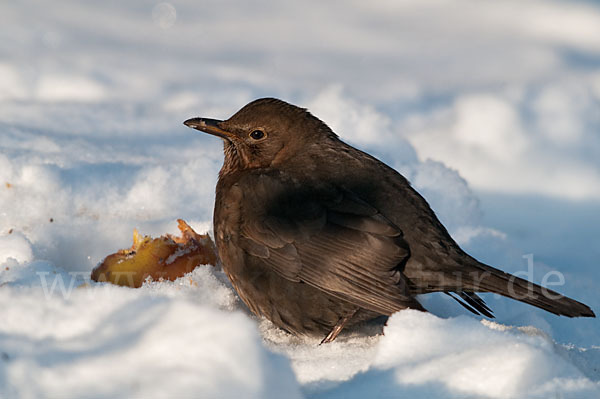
184 98 595 343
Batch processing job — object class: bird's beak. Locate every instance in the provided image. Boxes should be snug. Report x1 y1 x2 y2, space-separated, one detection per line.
183 117 233 141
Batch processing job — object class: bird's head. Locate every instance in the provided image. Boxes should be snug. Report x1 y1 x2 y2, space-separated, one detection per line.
184 98 336 175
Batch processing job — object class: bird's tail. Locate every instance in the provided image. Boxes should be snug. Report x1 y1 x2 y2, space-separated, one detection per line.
456 261 595 318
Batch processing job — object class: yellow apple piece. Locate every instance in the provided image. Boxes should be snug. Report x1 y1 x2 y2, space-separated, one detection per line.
91 219 217 288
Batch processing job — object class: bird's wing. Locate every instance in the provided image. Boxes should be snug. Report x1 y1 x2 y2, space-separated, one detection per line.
237 172 421 315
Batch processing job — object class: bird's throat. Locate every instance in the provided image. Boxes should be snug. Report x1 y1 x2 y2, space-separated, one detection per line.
220 141 267 176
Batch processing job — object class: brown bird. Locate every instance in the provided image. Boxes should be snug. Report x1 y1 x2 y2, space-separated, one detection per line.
184 98 595 343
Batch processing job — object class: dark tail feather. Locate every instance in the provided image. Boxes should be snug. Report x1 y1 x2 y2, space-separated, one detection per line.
447 291 494 318
471 264 595 318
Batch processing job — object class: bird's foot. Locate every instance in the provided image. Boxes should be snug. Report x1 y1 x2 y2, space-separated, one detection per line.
319 309 358 344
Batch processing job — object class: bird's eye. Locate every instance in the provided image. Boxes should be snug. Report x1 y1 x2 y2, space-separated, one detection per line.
249 130 265 140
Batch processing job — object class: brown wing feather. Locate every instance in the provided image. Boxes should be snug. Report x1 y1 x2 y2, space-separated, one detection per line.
237 171 422 315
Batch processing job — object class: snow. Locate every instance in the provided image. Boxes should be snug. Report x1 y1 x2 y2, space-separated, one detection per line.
317 312 597 398
1 0 599 398
1 266 300 399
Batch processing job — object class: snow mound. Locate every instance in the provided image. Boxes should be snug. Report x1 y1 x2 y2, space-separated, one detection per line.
0 264 301 399
315 311 599 399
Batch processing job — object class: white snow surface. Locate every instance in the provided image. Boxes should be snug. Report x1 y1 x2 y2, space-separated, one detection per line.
1 1 599 398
